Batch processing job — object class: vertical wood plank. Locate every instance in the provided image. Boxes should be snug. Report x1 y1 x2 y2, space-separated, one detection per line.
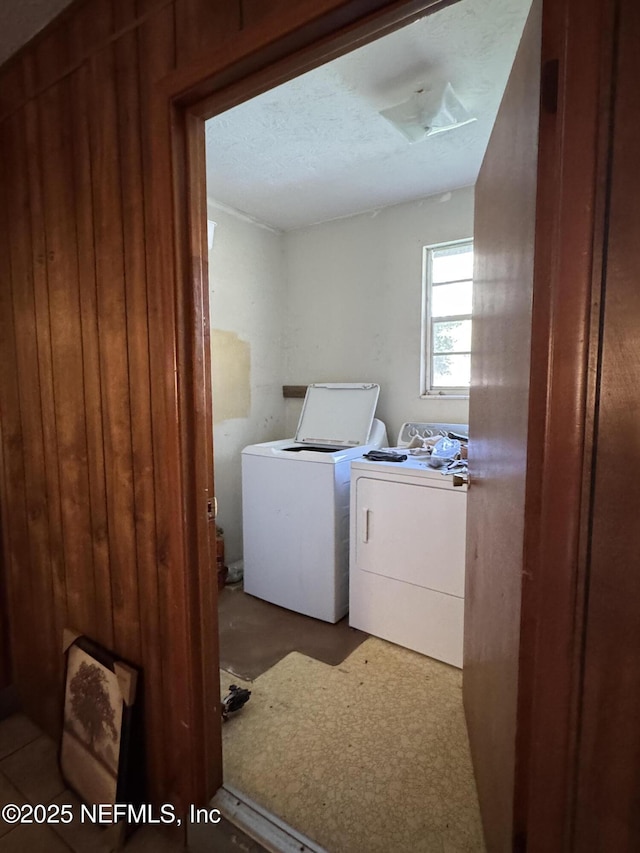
22 82 70 705
67 61 115 653
33 20 71 91
0 58 27 117
113 26 166 800
68 0 114 52
0 425 10 691
87 44 142 665
37 79 96 640
174 0 241 64
114 0 139 29
3 109 60 731
0 126 39 717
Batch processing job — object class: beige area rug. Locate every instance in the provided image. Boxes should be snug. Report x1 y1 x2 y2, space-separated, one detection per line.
220 638 485 853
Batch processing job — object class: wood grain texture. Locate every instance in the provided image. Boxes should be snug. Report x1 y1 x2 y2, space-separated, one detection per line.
0 58 26 116
137 1 196 811
523 0 617 848
463 3 541 851
39 77 96 644
0 0 454 811
89 42 142 665
0 431 11 692
0 124 40 716
163 0 450 112
113 25 166 804
4 105 60 731
22 64 70 712
175 0 241 63
0 0 620 830
572 0 640 847
182 109 222 797
67 58 114 653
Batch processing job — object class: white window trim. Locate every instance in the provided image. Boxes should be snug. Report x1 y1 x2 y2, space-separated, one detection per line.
420 238 473 399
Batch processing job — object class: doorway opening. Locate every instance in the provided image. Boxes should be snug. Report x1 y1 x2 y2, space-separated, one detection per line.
189 0 536 849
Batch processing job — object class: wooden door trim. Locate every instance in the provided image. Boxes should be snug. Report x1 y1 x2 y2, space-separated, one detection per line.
521 0 617 848
168 0 464 805
168 0 617 837
172 101 222 798
162 0 458 111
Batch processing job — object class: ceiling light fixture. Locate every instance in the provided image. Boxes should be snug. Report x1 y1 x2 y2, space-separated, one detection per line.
379 82 476 144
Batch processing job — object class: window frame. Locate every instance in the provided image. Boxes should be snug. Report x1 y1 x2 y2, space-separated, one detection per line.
420 238 474 398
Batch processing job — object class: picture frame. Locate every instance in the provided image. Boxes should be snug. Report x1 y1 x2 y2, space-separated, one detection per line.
60 631 140 810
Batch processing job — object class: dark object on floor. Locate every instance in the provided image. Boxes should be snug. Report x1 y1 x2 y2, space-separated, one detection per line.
218 586 368 680
222 684 251 720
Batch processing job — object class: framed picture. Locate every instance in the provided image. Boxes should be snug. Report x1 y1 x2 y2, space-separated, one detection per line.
60 632 140 808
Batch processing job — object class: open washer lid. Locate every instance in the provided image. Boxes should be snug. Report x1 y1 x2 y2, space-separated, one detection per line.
295 383 380 447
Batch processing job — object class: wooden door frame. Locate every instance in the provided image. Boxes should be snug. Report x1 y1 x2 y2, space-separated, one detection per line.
159 0 614 847
162 0 466 808
520 0 617 848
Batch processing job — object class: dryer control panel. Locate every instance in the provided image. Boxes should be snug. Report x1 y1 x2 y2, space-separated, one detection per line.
397 422 469 446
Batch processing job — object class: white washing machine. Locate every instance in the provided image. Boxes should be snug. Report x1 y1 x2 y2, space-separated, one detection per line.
349 422 468 667
242 383 387 623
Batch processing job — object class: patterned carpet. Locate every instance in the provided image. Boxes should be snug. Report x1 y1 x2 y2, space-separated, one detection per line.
220 638 485 853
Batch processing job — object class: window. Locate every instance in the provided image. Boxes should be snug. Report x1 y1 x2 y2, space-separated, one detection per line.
421 239 473 396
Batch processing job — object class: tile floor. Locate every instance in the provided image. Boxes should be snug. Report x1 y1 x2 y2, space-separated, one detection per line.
0 713 264 852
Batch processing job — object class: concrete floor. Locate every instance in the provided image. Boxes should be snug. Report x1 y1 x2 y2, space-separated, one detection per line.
218 585 368 681
0 713 265 853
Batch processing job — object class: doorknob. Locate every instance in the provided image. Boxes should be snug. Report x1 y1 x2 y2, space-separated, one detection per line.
207 497 217 519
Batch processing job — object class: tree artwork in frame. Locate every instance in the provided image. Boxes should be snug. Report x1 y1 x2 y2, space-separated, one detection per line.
60 632 140 809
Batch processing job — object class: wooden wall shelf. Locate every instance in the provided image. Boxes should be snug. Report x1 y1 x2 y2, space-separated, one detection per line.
282 385 307 398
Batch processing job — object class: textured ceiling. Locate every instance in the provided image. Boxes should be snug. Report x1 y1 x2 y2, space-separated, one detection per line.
0 0 75 68
205 0 532 231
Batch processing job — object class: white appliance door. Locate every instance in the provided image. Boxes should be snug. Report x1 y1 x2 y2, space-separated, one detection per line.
355 477 466 597
296 383 379 447
242 454 343 622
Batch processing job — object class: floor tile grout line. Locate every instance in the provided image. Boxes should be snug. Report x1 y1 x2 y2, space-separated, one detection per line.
0 823 77 852
0 745 67 808
0 731 44 763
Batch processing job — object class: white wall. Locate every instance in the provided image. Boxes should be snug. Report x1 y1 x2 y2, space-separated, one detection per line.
282 187 474 441
208 202 286 562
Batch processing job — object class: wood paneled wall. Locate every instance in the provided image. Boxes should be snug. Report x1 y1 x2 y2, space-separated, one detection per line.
0 0 411 810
